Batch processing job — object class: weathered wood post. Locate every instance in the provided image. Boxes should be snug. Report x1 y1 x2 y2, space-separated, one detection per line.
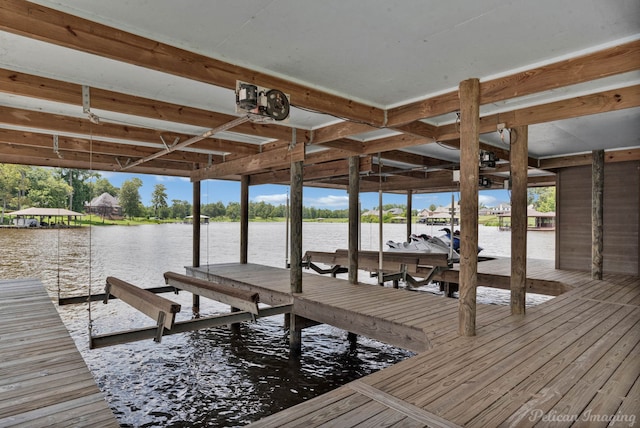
510 125 528 315
231 174 250 334
240 175 249 265
348 156 360 285
406 189 413 241
592 149 604 279
289 157 304 357
458 78 480 337
347 155 360 349
192 177 201 315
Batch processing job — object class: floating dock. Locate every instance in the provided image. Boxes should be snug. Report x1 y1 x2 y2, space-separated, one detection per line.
0 279 119 427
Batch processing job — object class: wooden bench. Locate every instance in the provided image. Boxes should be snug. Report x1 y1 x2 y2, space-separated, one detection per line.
164 271 260 315
103 276 181 343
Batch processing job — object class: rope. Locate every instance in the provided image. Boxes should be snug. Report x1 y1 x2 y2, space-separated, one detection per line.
87 125 94 338
206 178 210 276
56 224 61 301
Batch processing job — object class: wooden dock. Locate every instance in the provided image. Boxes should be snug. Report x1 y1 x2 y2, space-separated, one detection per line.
189 262 639 427
188 263 514 353
0 279 118 427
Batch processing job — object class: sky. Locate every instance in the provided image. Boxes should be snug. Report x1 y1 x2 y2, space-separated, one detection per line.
100 171 511 210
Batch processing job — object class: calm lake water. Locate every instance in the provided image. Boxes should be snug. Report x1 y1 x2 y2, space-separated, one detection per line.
0 222 554 427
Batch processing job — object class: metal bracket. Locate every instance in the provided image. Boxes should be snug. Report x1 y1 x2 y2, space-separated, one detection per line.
82 85 91 114
82 85 100 124
154 312 166 343
103 282 111 304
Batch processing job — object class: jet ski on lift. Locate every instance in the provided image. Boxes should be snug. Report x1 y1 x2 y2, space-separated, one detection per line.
386 233 460 262
439 228 483 254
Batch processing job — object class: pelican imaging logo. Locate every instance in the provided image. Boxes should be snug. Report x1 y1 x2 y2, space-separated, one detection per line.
529 409 636 426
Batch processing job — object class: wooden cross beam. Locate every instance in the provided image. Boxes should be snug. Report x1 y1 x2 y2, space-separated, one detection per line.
164 272 260 315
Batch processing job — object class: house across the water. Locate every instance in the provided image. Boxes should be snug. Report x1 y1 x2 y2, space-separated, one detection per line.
498 207 556 231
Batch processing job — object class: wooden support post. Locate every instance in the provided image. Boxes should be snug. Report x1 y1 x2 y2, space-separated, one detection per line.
592 149 604 279
290 152 304 357
289 313 302 359
290 160 303 294
348 156 360 285
406 190 413 241
240 175 249 264
458 78 480 337
510 125 528 315
347 332 358 352
192 178 201 314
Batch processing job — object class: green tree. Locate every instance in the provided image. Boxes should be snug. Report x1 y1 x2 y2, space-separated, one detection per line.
226 201 240 220
528 187 556 212
25 168 73 208
0 164 29 223
429 204 437 212
170 199 191 219
151 184 168 217
93 177 119 198
120 178 143 218
56 169 99 212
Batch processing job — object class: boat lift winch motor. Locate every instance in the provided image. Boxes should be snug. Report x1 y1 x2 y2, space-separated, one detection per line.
236 81 290 122
479 150 498 168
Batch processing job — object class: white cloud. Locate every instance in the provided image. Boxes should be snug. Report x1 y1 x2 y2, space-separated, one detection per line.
254 193 288 204
305 195 349 208
155 175 189 182
478 194 497 206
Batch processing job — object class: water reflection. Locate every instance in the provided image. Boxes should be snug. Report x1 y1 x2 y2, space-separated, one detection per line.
0 223 553 427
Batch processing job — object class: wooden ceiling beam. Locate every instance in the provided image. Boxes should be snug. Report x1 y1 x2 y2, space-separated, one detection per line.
387 40 640 126
0 143 194 173
0 0 384 126
191 143 305 181
0 153 190 177
538 147 640 170
438 85 640 141
0 68 300 143
381 150 451 168
359 172 455 192
360 133 434 154
0 106 260 157
250 156 373 186
390 121 439 139
312 122 380 144
0 128 220 164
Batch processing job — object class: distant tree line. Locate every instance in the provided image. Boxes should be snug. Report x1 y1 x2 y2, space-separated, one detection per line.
0 164 354 222
0 164 556 223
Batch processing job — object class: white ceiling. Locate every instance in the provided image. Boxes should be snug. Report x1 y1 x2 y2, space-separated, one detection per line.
1 0 639 166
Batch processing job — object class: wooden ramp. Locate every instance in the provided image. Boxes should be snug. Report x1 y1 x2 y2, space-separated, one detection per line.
188 263 513 353
247 271 640 427
0 279 118 428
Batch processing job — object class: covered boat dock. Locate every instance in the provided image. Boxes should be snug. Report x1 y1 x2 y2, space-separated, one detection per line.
0 0 638 426
4 207 84 228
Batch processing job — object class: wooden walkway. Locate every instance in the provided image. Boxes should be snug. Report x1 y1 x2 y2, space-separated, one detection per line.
190 262 640 427
0 279 119 428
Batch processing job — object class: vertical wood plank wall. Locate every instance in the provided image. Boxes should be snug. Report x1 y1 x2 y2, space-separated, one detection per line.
557 161 639 275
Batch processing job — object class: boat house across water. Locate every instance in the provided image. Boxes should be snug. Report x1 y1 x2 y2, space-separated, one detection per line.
498 207 556 231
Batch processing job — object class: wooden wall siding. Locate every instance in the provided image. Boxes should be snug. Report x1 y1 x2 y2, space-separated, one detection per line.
603 161 639 275
557 161 639 275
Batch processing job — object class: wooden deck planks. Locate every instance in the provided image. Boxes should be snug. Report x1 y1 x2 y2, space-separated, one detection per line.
0 278 118 427
189 262 639 428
